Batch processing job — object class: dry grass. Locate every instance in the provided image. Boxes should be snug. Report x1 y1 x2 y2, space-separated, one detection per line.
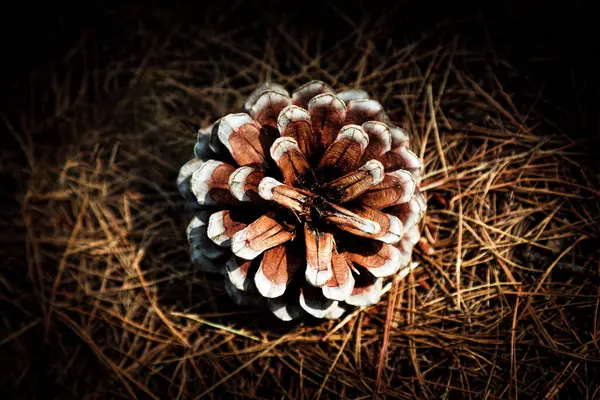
2 8 600 399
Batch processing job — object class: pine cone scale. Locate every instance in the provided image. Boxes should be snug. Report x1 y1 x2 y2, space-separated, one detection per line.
304 226 335 287
345 240 403 277
277 105 314 156
322 253 354 301
225 256 256 291
255 243 301 298
228 166 265 203
191 160 240 205
323 159 385 203
231 213 295 261
315 124 368 179
258 178 310 215
307 93 346 158
249 90 291 128
361 121 392 160
291 80 335 108
269 137 314 187
345 99 387 126
217 113 271 167
206 209 252 247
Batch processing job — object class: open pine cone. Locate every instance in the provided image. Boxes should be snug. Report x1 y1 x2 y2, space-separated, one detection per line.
177 81 427 320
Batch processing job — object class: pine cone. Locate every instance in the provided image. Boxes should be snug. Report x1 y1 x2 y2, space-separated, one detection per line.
177 81 427 320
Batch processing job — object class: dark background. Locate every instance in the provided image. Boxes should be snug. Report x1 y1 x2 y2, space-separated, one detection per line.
1 0 597 145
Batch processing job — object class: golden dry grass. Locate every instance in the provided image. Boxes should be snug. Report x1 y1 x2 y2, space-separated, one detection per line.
2 9 600 399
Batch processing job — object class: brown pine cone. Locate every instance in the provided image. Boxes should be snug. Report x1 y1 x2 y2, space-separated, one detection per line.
177 81 427 320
